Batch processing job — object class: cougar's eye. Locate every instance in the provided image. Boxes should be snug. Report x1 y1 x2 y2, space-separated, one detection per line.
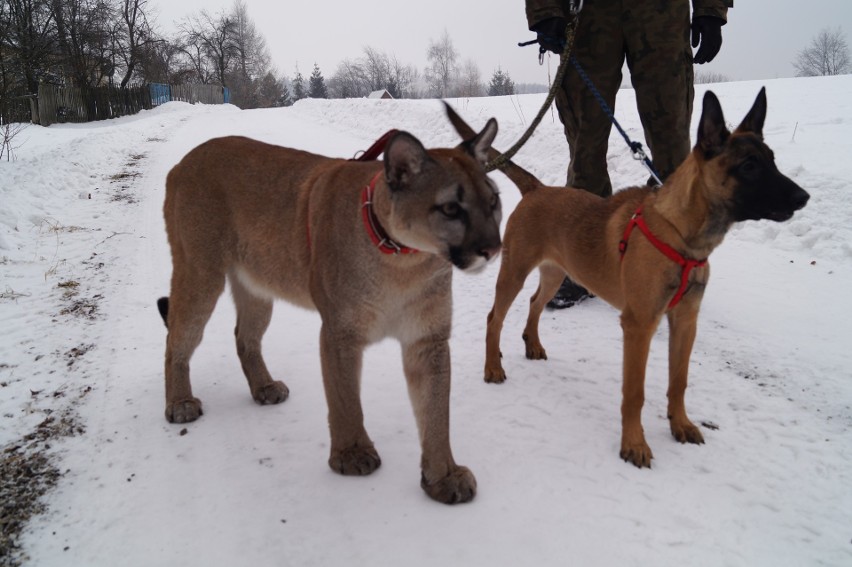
439 202 461 218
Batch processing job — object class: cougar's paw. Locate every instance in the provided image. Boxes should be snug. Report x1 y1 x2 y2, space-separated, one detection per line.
671 419 705 445
421 466 477 504
329 445 381 476
620 440 654 469
166 398 203 424
484 365 507 384
253 381 289 405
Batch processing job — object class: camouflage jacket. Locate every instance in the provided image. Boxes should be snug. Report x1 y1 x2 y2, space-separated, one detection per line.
526 0 732 30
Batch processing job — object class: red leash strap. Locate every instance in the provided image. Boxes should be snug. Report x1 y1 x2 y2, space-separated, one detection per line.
619 204 707 309
354 129 399 162
307 130 414 254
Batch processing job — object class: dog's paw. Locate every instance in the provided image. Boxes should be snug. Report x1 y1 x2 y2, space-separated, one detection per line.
670 419 705 445
620 441 654 469
484 366 507 383
421 466 477 504
166 398 203 424
522 334 547 360
329 445 381 476
524 343 547 360
253 381 289 405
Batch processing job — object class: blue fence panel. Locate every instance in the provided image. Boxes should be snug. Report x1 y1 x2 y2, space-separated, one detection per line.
149 83 171 106
223 87 230 104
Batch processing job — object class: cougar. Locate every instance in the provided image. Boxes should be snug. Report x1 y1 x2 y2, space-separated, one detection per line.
157 122 502 503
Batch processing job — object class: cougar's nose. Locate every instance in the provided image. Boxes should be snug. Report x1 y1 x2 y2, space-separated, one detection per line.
478 244 502 261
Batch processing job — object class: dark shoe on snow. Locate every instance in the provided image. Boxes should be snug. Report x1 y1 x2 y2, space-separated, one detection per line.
546 278 593 309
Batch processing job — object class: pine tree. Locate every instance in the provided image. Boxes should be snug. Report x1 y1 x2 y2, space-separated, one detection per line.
280 82 292 107
292 69 306 101
309 63 328 98
488 67 516 96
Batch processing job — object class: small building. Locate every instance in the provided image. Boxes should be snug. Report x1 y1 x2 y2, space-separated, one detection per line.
367 89 394 100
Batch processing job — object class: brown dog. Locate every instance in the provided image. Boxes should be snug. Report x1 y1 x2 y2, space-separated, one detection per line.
158 123 502 503
446 89 809 467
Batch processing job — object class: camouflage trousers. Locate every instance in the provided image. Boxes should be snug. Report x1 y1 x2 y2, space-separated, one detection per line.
555 0 695 196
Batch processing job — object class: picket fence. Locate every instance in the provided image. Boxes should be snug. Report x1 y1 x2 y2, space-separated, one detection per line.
1 83 230 127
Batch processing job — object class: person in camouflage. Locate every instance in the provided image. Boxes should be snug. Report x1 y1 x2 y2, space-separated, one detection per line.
526 0 732 308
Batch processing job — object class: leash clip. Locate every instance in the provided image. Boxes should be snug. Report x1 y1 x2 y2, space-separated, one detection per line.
569 0 584 15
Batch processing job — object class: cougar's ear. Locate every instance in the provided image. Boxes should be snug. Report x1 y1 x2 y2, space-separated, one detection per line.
468 117 499 165
384 131 430 190
735 87 767 139
696 90 730 159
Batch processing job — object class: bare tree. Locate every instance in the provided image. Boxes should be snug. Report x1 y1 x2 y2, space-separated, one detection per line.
136 36 185 83
114 0 157 87
456 59 483 97
177 9 238 87
693 70 730 84
2 0 58 94
793 26 851 77
425 29 458 98
328 58 368 98
327 48 420 99
227 0 271 107
387 54 419 98
51 0 115 87
361 46 389 92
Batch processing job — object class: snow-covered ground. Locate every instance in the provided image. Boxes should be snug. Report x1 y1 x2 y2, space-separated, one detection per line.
1 76 850 566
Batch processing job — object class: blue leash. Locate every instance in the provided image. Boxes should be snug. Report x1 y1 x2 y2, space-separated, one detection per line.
567 55 663 186
525 24 664 187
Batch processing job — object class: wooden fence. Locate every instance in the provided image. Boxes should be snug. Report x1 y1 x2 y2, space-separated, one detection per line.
36 84 151 126
0 95 35 126
4 83 230 127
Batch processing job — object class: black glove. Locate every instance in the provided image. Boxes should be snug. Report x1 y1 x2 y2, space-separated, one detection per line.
691 16 724 64
531 17 567 54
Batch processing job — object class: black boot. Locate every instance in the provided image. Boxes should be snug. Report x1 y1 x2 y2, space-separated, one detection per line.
546 277 592 309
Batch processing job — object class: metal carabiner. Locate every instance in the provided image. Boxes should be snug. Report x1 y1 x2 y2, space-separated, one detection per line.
569 0 584 16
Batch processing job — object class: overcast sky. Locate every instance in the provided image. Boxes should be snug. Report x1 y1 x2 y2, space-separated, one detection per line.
153 0 852 86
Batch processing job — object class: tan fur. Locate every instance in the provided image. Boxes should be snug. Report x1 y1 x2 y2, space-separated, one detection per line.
446 89 809 468
160 123 502 503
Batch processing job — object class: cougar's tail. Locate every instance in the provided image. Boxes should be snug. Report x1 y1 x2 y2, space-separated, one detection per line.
443 102 543 196
157 297 169 328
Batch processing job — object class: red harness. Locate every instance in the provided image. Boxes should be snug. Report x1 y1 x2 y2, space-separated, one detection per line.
618 204 707 309
305 129 418 255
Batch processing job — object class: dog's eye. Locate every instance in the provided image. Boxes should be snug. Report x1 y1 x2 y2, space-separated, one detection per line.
439 202 461 218
739 158 760 177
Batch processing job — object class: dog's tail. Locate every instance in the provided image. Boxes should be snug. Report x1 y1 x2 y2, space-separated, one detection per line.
444 102 543 196
156 297 169 328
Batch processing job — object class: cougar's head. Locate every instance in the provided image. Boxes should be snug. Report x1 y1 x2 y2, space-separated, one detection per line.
382 120 502 273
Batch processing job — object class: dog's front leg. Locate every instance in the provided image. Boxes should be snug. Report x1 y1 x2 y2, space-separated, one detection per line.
666 303 705 445
319 324 381 476
619 309 662 468
403 334 476 504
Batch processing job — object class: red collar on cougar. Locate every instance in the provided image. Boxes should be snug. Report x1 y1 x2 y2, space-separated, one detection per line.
619 204 707 309
305 130 418 255
360 171 418 255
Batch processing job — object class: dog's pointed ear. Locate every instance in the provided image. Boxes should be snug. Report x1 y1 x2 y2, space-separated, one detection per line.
384 131 430 190
735 87 767 138
696 90 730 158
467 118 498 165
